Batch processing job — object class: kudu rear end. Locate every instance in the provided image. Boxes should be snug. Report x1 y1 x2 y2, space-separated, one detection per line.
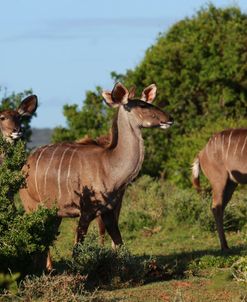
192 128 247 250
20 82 173 269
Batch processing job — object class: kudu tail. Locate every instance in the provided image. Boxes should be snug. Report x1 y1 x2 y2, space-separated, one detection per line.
192 157 201 192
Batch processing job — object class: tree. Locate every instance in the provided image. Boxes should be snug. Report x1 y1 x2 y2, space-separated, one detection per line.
52 5 247 185
52 87 113 142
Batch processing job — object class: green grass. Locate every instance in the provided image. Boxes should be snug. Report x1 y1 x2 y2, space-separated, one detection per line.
3 178 247 301
46 217 247 301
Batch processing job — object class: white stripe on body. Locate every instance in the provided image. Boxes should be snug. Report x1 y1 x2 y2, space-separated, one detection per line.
214 136 217 154
241 135 247 157
221 134 225 159
44 145 60 195
66 148 77 199
57 147 71 200
226 131 233 160
233 135 241 156
35 145 50 202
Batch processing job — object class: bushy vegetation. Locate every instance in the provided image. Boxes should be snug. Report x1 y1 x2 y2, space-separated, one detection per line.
1 273 103 302
2 4 247 301
120 175 247 235
0 137 58 290
72 233 150 288
52 5 247 187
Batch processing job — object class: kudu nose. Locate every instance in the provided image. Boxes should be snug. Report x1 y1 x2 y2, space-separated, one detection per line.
167 116 174 125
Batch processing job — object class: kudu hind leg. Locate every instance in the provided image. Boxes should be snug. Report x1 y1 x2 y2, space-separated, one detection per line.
212 179 237 251
101 210 123 248
97 215 106 245
46 217 62 271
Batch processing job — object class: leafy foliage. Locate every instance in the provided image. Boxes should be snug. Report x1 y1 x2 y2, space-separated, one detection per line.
52 87 113 142
0 136 58 283
121 175 247 235
72 233 149 288
52 5 247 186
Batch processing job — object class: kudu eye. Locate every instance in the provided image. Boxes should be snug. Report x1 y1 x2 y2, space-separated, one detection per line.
0 115 6 121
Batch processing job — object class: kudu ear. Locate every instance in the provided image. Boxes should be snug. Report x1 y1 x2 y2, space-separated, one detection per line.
128 86 136 99
102 82 129 108
18 95 38 116
141 84 157 103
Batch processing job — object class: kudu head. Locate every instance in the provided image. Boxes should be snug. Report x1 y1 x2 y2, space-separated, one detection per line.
0 95 38 142
102 82 173 129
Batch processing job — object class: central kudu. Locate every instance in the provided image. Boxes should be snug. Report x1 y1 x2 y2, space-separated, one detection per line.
192 128 247 251
19 82 173 269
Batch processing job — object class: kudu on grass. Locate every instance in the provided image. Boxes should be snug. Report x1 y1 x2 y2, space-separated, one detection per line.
0 95 37 143
192 128 247 251
20 82 173 270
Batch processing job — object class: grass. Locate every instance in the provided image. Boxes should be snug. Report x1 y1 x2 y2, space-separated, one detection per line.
47 217 247 301
2 178 247 301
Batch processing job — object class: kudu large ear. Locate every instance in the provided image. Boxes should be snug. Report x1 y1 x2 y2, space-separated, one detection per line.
17 95 38 116
128 86 136 99
102 82 129 108
141 84 157 103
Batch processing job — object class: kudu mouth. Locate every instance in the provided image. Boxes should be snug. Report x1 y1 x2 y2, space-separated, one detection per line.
10 131 22 140
160 121 173 129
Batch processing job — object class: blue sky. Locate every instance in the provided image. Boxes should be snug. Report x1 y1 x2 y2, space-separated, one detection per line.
1 0 247 128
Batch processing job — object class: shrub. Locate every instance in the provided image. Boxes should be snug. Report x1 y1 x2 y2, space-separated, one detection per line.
72 233 149 288
52 5 247 184
120 176 247 235
120 175 169 232
231 257 247 283
0 137 58 287
1 273 104 302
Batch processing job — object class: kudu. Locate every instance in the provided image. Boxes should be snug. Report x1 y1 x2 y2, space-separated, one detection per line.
0 95 38 143
192 128 247 251
20 82 173 270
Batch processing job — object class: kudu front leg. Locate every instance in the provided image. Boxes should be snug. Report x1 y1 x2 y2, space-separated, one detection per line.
75 216 90 244
101 209 123 248
98 192 124 248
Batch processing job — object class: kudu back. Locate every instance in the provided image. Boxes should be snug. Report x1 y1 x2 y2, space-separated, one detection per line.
20 82 173 268
192 128 247 250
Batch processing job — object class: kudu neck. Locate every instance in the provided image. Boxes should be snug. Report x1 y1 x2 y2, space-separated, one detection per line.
108 106 144 186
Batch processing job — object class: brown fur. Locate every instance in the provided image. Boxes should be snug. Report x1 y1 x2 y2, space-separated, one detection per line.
0 95 37 143
192 128 247 250
20 83 173 270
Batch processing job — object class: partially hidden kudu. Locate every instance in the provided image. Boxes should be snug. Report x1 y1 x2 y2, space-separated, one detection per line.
0 95 38 144
192 128 247 251
19 82 173 269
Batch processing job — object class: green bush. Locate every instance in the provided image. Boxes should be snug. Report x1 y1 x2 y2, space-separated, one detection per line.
1 273 103 302
72 233 149 288
0 137 58 286
121 175 169 232
231 257 247 283
120 176 247 235
52 5 247 185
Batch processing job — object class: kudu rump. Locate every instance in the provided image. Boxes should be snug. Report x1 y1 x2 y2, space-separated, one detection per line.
192 128 247 250
20 83 173 268
0 95 37 143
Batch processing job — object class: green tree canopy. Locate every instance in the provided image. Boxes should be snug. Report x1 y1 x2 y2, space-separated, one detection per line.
52 4 247 186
